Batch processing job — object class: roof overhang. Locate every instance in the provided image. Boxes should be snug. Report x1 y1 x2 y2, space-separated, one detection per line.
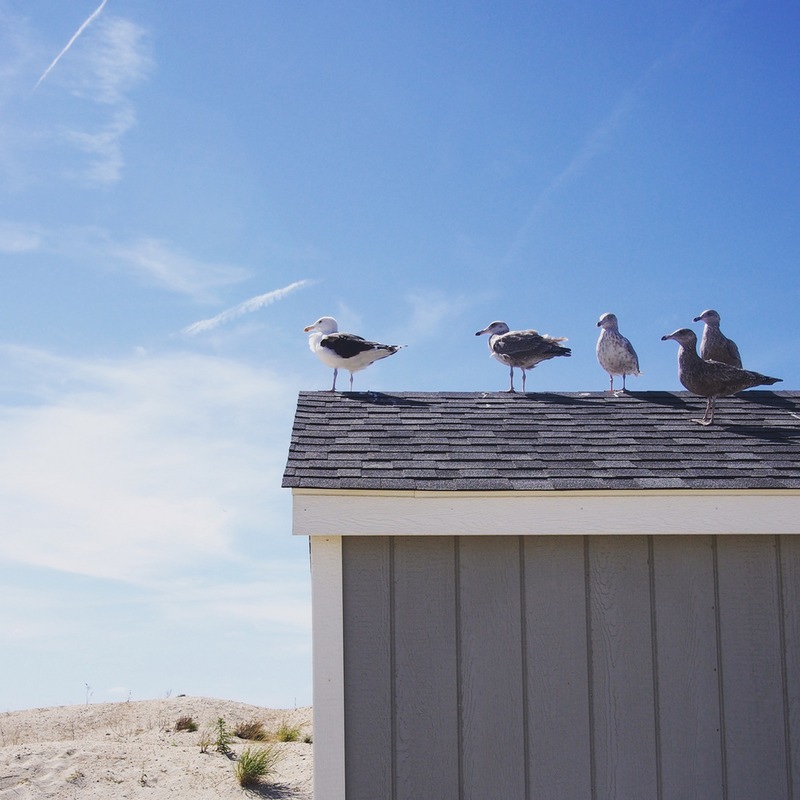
290 488 800 537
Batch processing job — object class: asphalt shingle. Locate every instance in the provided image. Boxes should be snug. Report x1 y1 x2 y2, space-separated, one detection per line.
282 391 800 491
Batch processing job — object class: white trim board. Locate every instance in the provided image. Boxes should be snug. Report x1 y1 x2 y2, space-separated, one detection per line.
310 536 345 800
291 490 800 537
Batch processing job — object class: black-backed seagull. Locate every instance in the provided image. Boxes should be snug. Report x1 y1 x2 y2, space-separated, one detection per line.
475 320 571 392
596 312 640 394
661 327 781 425
304 316 404 391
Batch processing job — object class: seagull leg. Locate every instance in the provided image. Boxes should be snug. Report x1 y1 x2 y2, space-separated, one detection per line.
693 397 715 426
506 366 516 393
349 372 354 391
522 369 527 393
330 368 338 392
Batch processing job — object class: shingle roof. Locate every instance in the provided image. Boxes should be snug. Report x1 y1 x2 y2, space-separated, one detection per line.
282 391 800 491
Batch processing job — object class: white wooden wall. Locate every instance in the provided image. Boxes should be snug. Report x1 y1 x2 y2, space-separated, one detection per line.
314 534 800 800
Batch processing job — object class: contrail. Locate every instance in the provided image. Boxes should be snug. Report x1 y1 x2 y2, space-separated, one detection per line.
34 0 108 91
503 91 634 264
182 279 314 336
503 2 737 265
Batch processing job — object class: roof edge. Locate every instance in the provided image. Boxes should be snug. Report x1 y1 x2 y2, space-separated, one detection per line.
290 487 800 498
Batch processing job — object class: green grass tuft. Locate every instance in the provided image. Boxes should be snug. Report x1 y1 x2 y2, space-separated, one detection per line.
275 719 302 742
235 745 283 787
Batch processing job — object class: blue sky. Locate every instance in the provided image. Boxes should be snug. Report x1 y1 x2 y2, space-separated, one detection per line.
1 1 798 711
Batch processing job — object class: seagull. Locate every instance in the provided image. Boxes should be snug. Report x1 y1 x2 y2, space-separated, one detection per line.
304 316 404 392
596 312 640 394
661 327 781 425
692 309 742 367
475 320 571 392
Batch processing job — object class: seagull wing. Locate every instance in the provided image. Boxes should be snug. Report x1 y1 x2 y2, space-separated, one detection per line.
320 333 375 359
725 337 742 367
688 359 780 396
494 330 569 358
618 334 640 370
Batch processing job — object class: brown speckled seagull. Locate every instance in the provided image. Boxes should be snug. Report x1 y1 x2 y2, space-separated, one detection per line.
692 309 742 367
661 327 781 425
475 320 571 392
596 312 640 394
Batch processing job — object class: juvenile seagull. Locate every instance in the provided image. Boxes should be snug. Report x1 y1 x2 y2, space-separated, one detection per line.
692 309 742 367
661 328 781 425
475 320 571 392
304 316 404 392
596 312 640 394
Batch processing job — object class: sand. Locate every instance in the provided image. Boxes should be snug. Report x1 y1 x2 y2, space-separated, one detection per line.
0 697 313 799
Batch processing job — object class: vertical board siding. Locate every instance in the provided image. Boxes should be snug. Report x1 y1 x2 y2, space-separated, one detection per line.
523 536 592 799
393 537 460 799
588 535 659 799
652 535 724 799
458 536 527 800
339 534 800 799
717 535 789 799
342 537 393 799
779 535 800 799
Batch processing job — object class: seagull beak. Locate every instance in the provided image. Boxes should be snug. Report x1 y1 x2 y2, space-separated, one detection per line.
661 334 672 341
475 329 487 336
692 316 702 322
303 325 314 332
596 321 601 327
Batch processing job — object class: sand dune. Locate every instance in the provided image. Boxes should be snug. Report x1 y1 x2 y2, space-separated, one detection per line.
0 697 312 799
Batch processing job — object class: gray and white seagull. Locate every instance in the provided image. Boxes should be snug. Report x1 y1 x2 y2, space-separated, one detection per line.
475 320 571 392
304 316 404 391
596 312 640 394
661 327 781 425
692 309 742 367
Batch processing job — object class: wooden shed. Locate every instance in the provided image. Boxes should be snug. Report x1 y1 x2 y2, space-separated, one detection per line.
282 390 800 800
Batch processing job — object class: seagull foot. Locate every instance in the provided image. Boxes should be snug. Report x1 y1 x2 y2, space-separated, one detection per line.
691 418 714 426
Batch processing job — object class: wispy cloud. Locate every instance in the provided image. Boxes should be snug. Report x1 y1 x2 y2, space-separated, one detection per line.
33 0 108 91
64 105 135 183
0 220 250 300
22 7 153 185
404 288 476 341
105 236 250 300
63 15 152 183
0 221 43 253
0 345 298 587
161 576 312 634
0 345 311 709
182 280 314 336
